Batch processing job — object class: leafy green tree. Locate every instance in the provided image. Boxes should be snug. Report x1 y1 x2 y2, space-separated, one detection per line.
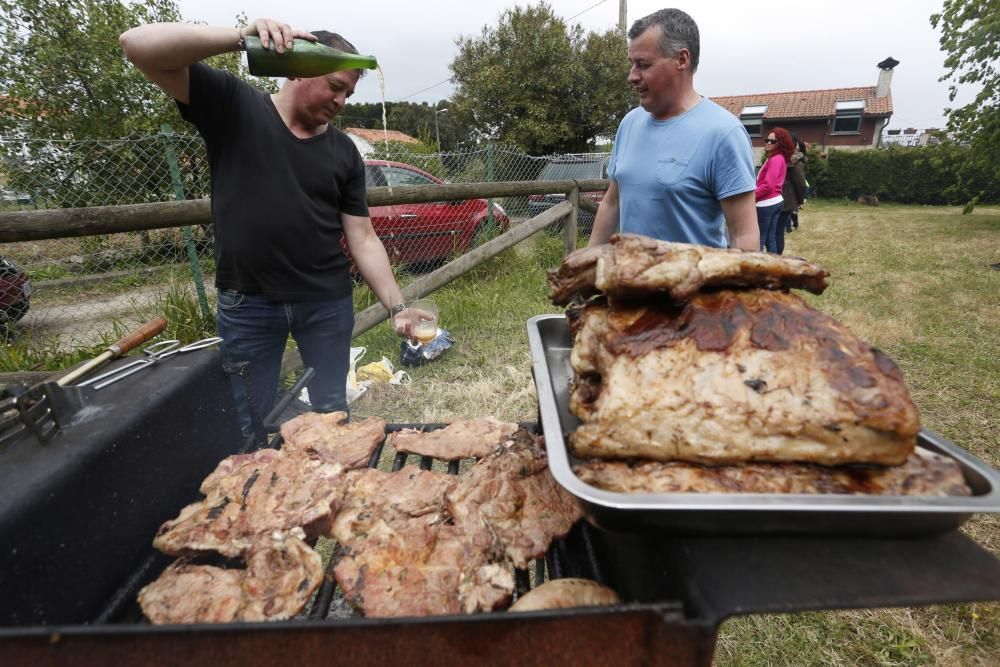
449 2 630 154
0 0 262 206
931 0 1000 211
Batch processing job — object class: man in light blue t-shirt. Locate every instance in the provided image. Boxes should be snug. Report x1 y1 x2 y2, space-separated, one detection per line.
589 8 759 251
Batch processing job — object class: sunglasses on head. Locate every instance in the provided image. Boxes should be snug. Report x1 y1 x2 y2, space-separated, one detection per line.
765 138 778 144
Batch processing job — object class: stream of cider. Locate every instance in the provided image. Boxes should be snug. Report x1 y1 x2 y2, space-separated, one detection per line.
376 65 393 197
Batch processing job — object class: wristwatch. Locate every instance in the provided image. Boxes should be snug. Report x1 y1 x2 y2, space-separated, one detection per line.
390 303 407 318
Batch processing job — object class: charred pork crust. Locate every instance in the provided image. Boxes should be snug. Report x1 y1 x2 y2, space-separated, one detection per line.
548 233 829 306
567 289 920 466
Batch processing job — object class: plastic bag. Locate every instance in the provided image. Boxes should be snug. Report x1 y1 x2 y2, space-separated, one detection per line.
301 346 368 406
400 328 454 367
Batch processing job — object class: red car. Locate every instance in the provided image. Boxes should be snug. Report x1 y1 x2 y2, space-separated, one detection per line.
363 160 510 266
0 256 31 325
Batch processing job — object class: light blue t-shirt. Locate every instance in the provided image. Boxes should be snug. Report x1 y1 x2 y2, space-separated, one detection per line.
608 98 755 248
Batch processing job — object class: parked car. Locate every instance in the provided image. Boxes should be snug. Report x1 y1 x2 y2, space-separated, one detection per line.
0 256 31 325
1 188 33 206
363 160 510 267
526 155 610 235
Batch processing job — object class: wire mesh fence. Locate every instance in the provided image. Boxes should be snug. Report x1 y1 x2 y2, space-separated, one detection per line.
0 130 609 355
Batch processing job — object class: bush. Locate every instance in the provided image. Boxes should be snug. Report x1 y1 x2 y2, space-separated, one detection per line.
806 142 998 205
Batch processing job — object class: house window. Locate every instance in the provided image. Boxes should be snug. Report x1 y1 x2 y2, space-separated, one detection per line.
740 105 767 137
833 100 865 134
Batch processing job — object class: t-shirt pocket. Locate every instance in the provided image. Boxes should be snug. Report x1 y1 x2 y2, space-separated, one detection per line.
655 156 690 186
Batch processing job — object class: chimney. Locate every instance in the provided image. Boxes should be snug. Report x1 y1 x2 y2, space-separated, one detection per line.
876 56 899 98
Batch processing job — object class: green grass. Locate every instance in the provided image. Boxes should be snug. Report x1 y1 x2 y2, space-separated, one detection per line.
348 200 999 666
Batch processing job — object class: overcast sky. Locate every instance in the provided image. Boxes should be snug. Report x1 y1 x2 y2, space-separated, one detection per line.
176 0 971 132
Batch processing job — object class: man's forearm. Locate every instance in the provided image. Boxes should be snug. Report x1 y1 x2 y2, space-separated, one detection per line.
351 236 404 312
120 23 241 71
721 191 759 251
587 183 620 247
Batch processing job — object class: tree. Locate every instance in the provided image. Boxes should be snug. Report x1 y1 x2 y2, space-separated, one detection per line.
0 0 263 206
930 0 1000 211
449 2 631 155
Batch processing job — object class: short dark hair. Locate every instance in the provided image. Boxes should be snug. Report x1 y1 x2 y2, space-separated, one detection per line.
628 8 700 73
311 30 367 77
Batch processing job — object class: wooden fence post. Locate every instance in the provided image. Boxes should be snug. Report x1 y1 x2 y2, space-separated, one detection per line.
565 185 580 256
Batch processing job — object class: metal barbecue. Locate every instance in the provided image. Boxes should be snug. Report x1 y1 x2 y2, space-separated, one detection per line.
1 344 999 666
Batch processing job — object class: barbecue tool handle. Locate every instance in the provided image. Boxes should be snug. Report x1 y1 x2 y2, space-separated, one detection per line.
57 316 168 387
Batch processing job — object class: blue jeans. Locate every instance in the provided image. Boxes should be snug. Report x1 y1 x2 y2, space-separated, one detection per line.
756 202 783 253
776 211 792 255
216 290 354 436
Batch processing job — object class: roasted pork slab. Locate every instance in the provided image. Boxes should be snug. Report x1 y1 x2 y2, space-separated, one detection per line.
447 431 583 569
139 529 323 624
572 448 970 496
280 412 386 469
391 417 520 460
154 449 343 558
568 291 920 466
331 468 513 617
548 233 829 305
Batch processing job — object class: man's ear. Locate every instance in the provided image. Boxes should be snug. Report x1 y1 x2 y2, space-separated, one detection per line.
675 48 691 71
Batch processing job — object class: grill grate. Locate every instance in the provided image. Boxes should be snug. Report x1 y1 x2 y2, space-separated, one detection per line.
98 418 596 625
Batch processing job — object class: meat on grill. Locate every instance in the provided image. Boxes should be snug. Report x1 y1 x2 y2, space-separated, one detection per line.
568 291 920 466
331 467 513 617
548 233 830 305
334 521 514 617
447 430 583 569
154 449 343 558
391 417 520 460
573 448 971 496
509 578 621 612
139 529 323 624
280 412 386 469
329 467 458 548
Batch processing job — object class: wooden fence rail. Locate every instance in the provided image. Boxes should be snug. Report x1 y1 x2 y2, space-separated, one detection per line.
0 178 610 379
0 179 609 242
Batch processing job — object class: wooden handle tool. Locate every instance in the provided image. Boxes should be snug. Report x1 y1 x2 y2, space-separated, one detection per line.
57 316 168 387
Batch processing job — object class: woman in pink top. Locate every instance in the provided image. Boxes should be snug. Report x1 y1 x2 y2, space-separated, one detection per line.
755 127 793 252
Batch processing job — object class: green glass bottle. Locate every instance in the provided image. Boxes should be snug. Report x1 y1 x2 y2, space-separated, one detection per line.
243 36 377 77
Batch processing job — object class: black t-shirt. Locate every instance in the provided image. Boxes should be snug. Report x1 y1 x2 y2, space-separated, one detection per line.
178 63 369 301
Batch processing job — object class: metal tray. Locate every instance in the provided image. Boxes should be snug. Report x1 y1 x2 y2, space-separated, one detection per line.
527 314 1000 536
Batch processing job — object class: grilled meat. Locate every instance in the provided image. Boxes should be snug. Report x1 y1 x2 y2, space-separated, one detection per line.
548 233 829 305
447 431 582 569
139 529 322 624
154 449 343 558
391 417 520 460
280 412 386 469
331 468 513 617
569 291 920 466
329 467 458 548
573 447 970 496
334 520 513 617
509 578 621 612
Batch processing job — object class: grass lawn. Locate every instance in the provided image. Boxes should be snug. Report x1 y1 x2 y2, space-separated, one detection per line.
351 200 999 666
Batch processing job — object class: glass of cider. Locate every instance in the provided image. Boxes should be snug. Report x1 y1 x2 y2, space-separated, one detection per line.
408 299 439 344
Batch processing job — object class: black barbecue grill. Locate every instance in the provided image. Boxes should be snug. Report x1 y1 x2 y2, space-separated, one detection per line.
1 348 999 666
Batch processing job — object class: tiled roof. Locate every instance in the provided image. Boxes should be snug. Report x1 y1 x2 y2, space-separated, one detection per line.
711 86 893 120
344 127 421 144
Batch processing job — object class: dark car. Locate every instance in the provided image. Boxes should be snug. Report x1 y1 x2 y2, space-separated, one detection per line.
526 155 610 235
363 160 510 266
0 256 31 325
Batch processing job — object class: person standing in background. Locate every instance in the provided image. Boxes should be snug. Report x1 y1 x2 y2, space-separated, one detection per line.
755 128 793 253
779 134 808 253
119 18 419 437
588 8 758 251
